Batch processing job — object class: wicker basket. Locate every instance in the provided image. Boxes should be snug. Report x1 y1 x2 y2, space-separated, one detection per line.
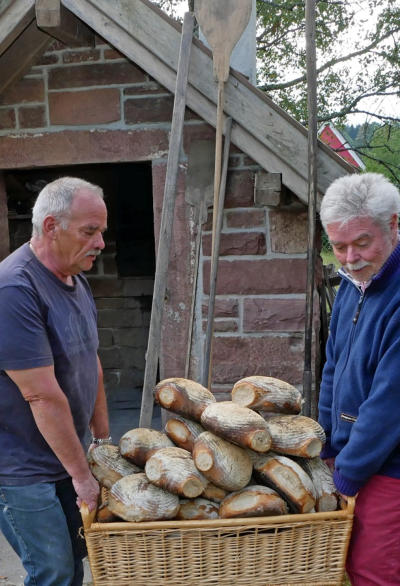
81 497 355 586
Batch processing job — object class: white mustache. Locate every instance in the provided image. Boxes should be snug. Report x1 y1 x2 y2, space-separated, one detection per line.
85 250 101 257
346 261 371 271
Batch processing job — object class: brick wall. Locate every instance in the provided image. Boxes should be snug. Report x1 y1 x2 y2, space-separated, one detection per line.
0 39 317 398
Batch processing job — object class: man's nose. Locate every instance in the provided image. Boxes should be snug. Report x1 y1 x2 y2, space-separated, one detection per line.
94 233 105 249
345 246 359 263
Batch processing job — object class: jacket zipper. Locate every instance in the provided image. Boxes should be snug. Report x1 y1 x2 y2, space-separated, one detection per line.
352 291 365 324
332 284 366 433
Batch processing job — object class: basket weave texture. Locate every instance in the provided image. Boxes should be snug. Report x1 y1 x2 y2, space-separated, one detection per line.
81 501 354 586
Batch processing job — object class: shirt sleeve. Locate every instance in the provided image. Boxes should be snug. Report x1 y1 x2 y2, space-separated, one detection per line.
0 285 54 370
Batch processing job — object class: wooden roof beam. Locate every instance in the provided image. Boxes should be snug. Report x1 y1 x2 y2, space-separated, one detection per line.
0 19 51 95
0 0 35 56
35 0 94 47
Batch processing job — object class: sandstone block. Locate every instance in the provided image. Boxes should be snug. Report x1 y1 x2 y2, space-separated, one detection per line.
49 89 120 125
203 259 307 295
202 231 266 256
243 298 305 332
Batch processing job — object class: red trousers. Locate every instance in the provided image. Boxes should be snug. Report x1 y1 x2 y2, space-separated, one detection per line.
346 475 400 585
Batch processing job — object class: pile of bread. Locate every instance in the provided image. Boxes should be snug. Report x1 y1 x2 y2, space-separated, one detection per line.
88 376 338 523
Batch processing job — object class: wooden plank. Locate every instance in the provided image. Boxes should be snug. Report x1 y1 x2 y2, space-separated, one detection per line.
139 12 195 428
0 19 51 95
36 0 94 46
35 0 61 26
0 0 35 56
62 0 354 204
0 172 10 262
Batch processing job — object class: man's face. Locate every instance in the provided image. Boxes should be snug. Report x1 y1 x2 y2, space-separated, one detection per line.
326 215 397 282
54 188 107 275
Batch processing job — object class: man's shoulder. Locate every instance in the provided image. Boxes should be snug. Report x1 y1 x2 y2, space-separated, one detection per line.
0 243 33 287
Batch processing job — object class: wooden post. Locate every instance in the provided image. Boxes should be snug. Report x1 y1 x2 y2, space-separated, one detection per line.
303 0 318 418
202 117 232 389
139 12 195 428
0 173 10 262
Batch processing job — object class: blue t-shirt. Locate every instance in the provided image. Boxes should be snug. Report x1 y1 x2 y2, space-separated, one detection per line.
0 243 99 485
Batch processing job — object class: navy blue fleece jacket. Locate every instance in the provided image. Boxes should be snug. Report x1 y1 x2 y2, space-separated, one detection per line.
318 240 400 496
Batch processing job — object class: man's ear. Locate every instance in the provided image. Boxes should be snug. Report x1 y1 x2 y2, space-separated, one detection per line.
42 216 58 238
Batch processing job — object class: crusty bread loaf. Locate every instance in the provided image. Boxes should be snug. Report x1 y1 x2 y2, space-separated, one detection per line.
87 444 141 488
232 376 302 414
176 498 219 520
119 427 174 467
193 431 252 492
154 378 216 421
201 401 271 452
108 473 180 522
165 415 205 452
219 485 288 519
250 451 316 513
145 447 207 498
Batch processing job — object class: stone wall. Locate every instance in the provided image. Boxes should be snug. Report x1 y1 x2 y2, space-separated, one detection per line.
0 37 318 399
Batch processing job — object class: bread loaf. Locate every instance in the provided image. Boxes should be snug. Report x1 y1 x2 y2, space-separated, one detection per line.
251 451 316 513
145 447 207 498
119 427 174 467
154 378 215 421
263 414 326 458
219 485 288 519
108 473 180 522
232 376 302 414
201 401 271 452
176 498 219 520
193 431 252 492
165 415 205 452
87 444 141 488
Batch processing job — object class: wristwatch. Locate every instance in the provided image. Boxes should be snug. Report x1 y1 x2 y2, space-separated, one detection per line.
91 436 112 446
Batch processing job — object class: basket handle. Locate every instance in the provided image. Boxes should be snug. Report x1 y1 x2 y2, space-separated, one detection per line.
80 501 97 530
341 496 356 514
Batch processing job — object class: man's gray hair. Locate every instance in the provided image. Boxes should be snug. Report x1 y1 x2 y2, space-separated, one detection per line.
31 176 104 236
320 172 400 231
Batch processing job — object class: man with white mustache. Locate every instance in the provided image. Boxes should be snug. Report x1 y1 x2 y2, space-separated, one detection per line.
318 172 400 585
0 177 110 585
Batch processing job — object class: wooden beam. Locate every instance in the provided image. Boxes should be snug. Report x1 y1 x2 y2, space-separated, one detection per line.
62 0 355 204
35 0 61 27
0 172 10 262
0 19 51 95
36 0 94 47
0 0 35 56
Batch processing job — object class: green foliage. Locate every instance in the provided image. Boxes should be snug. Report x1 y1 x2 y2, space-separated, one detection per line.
256 0 400 130
360 124 400 187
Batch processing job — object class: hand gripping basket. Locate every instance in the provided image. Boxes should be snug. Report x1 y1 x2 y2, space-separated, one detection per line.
81 497 355 586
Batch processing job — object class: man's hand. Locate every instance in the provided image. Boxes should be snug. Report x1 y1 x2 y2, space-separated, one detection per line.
73 473 100 512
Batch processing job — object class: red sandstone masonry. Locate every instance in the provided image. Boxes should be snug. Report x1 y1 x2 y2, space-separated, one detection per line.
269 209 308 254
243 298 305 332
48 62 146 89
202 298 239 318
211 335 304 385
0 108 16 130
224 170 255 208
0 78 44 106
62 49 101 64
226 209 265 228
0 129 170 168
203 258 308 295
124 95 174 124
18 106 46 128
202 231 266 256
49 89 121 125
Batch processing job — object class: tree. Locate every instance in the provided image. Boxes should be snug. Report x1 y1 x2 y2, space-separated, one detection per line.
154 0 400 185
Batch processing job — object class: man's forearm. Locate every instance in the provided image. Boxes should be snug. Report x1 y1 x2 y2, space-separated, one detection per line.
30 392 92 481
